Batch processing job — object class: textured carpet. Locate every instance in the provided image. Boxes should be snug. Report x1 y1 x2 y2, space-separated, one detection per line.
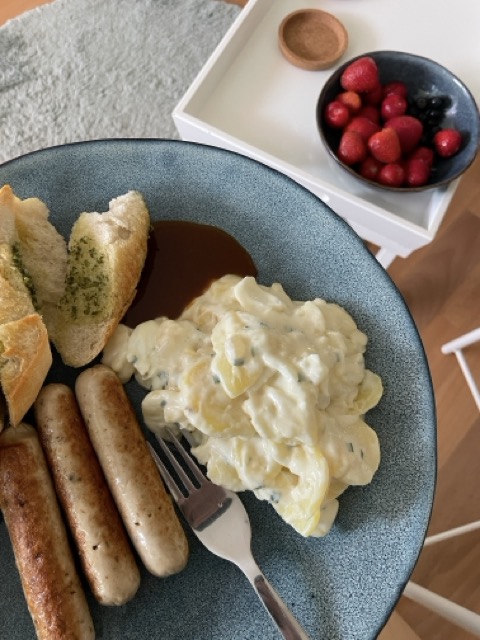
0 0 241 164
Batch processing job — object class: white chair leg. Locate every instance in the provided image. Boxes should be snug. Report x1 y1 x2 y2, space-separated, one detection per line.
452 350 480 411
423 520 480 547
441 327 480 412
441 327 480 352
412 329 480 635
375 247 397 269
403 582 480 637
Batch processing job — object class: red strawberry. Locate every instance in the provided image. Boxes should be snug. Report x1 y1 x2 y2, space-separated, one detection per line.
410 146 435 167
340 56 380 93
381 94 407 120
359 155 383 182
358 105 381 124
367 128 402 164
336 91 362 114
363 84 383 106
337 131 367 165
378 163 405 187
324 100 351 128
383 81 408 99
405 158 431 186
387 115 423 154
346 116 381 143
433 129 462 157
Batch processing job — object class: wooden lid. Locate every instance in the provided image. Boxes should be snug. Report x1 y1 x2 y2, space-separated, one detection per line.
278 9 348 71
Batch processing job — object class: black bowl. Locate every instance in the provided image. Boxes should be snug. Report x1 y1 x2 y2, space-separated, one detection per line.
316 50 480 191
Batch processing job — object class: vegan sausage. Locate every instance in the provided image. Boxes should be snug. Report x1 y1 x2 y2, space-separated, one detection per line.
75 364 189 577
0 423 95 640
34 384 141 605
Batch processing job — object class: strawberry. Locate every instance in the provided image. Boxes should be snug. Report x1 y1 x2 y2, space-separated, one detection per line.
363 84 383 106
433 129 462 157
324 100 351 129
346 116 380 142
323 64 458 188
358 155 383 182
409 146 435 167
358 105 380 124
387 115 423 154
405 158 431 186
381 94 407 120
367 127 402 164
337 130 367 165
336 91 362 114
378 163 405 187
383 81 408 99
340 56 380 93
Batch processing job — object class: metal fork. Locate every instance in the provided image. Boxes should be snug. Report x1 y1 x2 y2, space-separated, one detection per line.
148 433 311 640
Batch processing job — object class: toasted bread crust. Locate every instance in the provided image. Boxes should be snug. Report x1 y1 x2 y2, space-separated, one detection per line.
0 185 59 429
0 314 52 427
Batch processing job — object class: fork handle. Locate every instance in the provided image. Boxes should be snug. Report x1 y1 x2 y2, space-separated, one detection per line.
250 572 311 640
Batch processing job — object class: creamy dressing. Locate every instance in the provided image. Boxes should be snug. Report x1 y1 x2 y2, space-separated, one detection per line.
103 275 382 537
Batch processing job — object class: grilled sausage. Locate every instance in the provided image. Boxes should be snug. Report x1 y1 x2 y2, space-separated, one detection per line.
34 384 141 605
0 423 95 640
75 364 189 577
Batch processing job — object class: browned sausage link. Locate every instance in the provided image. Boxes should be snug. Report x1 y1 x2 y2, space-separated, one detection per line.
0 423 95 640
75 364 189 577
34 384 141 606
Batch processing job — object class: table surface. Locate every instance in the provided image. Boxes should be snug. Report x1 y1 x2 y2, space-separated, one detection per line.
174 0 480 265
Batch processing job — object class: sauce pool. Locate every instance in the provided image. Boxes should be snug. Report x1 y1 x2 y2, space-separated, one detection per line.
122 220 257 326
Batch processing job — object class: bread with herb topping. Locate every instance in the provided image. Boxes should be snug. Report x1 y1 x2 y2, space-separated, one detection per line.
0 185 150 426
11 188 68 331
50 191 150 367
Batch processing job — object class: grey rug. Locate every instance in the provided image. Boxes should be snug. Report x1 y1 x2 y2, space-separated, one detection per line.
0 0 241 164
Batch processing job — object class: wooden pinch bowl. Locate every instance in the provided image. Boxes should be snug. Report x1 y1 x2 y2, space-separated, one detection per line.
278 8 348 71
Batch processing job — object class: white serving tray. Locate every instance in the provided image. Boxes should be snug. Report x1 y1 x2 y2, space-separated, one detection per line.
173 0 480 264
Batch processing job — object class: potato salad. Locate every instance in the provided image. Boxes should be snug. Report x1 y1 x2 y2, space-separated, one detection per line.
103 275 383 537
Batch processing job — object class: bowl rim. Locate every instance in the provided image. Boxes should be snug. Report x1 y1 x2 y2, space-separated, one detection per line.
316 49 480 192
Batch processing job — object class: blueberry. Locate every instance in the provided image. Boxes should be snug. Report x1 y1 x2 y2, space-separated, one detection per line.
426 117 441 129
426 108 443 121
429 95 451 109
414 95 428 109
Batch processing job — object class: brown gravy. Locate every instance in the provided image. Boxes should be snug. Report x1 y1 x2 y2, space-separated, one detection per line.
122 220 257 326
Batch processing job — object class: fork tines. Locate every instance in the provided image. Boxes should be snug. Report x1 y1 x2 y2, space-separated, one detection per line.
148 440 185 502
157 431 204 493
148 431 232 530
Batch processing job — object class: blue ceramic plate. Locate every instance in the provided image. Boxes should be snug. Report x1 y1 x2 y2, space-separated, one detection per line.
0 139 436 640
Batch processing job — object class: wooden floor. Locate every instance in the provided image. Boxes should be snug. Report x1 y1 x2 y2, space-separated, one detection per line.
2 2 480 639
0 0 52 25
385 153 480 640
